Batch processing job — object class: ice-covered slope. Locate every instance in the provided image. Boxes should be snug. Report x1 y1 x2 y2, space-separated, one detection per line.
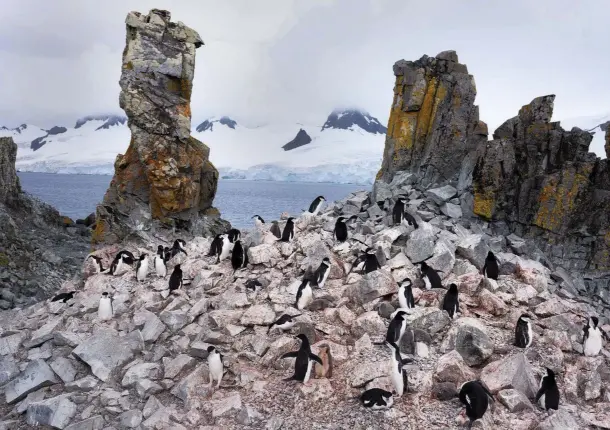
0 124 47 150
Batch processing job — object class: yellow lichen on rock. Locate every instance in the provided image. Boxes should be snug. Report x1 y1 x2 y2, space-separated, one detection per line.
414 77 439 148
473 187 495 220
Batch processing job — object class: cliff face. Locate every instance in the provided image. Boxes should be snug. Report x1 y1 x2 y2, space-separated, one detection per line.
377 51 610 273
377 51 487 185
94 9 223 244
0 137 20 203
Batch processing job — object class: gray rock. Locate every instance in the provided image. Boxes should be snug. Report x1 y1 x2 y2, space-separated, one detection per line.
440 202 462 218
121 363 162 387
0 355 19 385
71 329 142 381
50 357 77 383
456 234 489 269
5 359 59 404
534 408 579 430
434 350 475 385
0 332 25 355
480 353 538 397
139 310 166 342
211 392 242 418
171 364 209 402
159 310 188 333
405 222 436 262
248 244 281 265
65 376 98 392
25 316 63 348
119 410 143 428
431 382 458 400
26 395 77 429
441 317 493 366
353 311 386 338
240 304 276 326
411 309 451 335
497 389 534 412
64 416 104 430
344 270 397 304
426 185 458 205
163 354 196 379
426 241 456 275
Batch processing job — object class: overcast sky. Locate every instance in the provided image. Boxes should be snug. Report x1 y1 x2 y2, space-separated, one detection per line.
1 0 609 143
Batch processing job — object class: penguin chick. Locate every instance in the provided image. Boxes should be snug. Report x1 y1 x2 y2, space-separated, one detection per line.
314 344 333 378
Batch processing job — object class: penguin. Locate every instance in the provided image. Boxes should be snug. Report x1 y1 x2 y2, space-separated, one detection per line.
270 221 282 239
386 310 408 344
217 234 232 263
207 346 224 388
583 316 603 357
349 248 381 275
245 279 263 291
154 245 167 278
116 250 135 265
459 380 494 429
51 291 75 303
208 234 223 257
169 239 187 259
168 264 183 292
108 250 135 276
313 257 331 289
252 215 265 227
87 255 105 273
514 314 533 348
268 313 300 333
360 388 394 410
280 334 323 384
420 262 443 290
279 217 295 242
442 283 459 319
482 251 499 280
231 240 248 270
403 210 418 229
314 344 333 378
535 368 560 411
227 229 241 243
398 278 415 310
307 196 326 215
135 253 149 282
392 196 407 225
163 246 172 262
98 292 113 321
333 217 351 242
387 341 411 397
295 278 314 310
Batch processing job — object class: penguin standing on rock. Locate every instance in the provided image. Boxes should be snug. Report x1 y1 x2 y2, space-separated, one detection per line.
386 310 408 345
398 278 415 310
360 388 394 410
583 316 603 357
109 251 135 276
154 245 167 278
392 196 407 225
295 277 314 310
333 216 357 242
313 257 331 289
279 217 295 242
136 253 149 282
169 239 187 259
514 314 533 348
227 229 241 243
268 314 299 333
231 240 248 270
87 255 105 273
168 264 183 293
252 215 265 227
280 334 323 384
349 248 381 275
270 221 282 239
207 346 224 389
307 196 326 215
217 235 232 263
459 380 494 429
420 262 443 290
535 368 560 411
442 283 459 319
98 292 113 321
387 341 411 397
482 251 499 280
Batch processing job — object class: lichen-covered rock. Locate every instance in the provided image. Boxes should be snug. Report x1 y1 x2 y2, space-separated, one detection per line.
93 9 224 243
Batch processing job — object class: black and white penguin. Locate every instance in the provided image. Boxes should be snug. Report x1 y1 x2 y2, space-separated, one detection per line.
136 253 149 282
207 346 224 388
307 196 326 215
535 368 560 411
392 196 407 225
154 245 167 278
51 291 75 303
217 234 232 263
270 221 282 239
208 234 223 257
398 278 415 310
168 264 183 293
420 262 442 290
268 313 299 333
482 251 499 280
403 210 418 229
98 292 113 321
387 341 411 397
360 388 394 410
350 248 381 275
314 257 331 289
583 316 603 357
459 380 494 428
163 246 172 262
279 217 295 242
231 240 248 270
169 239 188 259
87 255 105 273
333 216 356 242
442 283 459 319
386 310 408 344
109 250 135 276
295 278 314 310
514 314 533 348
227 229 241 243
280 334 323 384
252 215 265 227
245 279 263 291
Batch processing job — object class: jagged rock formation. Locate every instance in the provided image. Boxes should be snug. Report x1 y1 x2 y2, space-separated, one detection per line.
93 9 224 244
321 109 387 134
0 175 608 429
30 126 68 151
377 51 488 185
376 50 610 277
0 137 89 309
195 116 237 132
282 129 312 151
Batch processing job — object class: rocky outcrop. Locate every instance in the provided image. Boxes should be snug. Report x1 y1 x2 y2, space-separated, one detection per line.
282 129 312 151
0 137 20 203
377 51 487 185
94 9 224 244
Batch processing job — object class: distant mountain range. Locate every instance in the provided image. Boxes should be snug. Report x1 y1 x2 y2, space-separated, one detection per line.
2 109 607 184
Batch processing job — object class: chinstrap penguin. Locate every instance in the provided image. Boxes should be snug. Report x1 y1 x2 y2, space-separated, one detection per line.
87 255 105 273
208 234 223 257
350 248 381 275
333 216 356 242
420 262 443 290
514 314 533 348
360 388 394 410
168 239 187 260
459 380 494 429
313 257 331 289
279 217 295 242
392 196 407 225
442 283 459 319
270 221 282 239
387 341 411 397
207 346 224 388
295 277 313 310
51 291 75 303
227 228 241 243
385 310 408 345
583 316 603 357
245 279 263 291
252 215 265 227
231 240 248 270
482 251 499 280
217 234 233 263
280 334 322 384
268 313 299 333
154 245 167 277
168 264 183 293
535 368 560 410
98 292 113 321
398 278 415 310
307 196 326 215
135 253 149 282
109 250 135 276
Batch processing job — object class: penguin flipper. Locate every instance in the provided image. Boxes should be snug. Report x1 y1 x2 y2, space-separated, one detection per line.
309 353 323 365
401 357 413 365
535 386 545 403
280 351 299 359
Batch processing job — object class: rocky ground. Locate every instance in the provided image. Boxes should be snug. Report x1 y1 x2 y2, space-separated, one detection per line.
0 171 609 429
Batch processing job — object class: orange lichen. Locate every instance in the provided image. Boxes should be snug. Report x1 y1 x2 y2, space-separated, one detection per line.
91 220 105 244
177 103 191 118
473 188 494 220
414 77 438 148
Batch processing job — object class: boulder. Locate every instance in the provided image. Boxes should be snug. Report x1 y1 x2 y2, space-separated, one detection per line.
480 353 538 397
344 270 397 304
0 356 19 385
119 410 143 428
240 304 276 326
121 363 162 387
456 234 489 269
441 203 462 218
434 350 475 385
441 317 493 366
26 395 77 429
497 389 534 412
5 359 59 404
50 357 77 383
411 309 452 335
405 222 436 263
248 244 281 266
426 185 458 205
534 409 579 430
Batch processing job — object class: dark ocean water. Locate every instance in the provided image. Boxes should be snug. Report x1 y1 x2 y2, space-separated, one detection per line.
17 172 368 228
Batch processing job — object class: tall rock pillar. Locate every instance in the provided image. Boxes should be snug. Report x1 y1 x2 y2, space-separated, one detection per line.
93 9 223 244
